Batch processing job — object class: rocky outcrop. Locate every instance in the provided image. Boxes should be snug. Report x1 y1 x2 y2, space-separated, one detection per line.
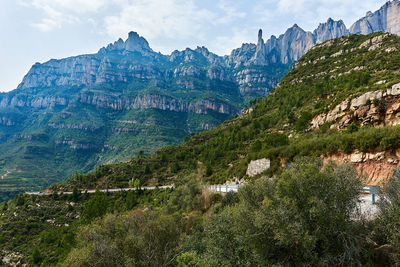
226 20 351 97
99 31 154 55
56 138 115 150
314 18 349 44
326 149 400 185
17 55 163 89
79 93 239 115
170 46 221 65
47 123 100 132
227 43 257 68
14 1 400 100
0 95 68 109
312 82 400 129
0 116 15 126
350 0 400 35
228 19 350 69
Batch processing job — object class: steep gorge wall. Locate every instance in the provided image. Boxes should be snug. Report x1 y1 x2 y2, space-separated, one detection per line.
0 93 239 116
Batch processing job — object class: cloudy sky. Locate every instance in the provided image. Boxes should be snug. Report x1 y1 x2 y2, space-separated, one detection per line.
0 0 388 92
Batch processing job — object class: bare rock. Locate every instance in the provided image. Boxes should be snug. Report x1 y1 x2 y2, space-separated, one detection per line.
246 158 271 177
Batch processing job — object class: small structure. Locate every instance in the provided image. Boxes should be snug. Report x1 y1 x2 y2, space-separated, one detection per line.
246 158 271 177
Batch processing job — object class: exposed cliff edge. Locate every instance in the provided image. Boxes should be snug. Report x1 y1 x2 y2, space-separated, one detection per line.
350 0 400 35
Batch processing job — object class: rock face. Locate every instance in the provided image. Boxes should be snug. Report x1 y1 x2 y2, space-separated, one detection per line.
350 0 400 35
311 82 400 130
314 18 349 44
226 19 351 97
326 149 400 185
229 19 350 68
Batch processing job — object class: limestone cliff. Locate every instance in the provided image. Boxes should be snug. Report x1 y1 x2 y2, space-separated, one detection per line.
350 0 400 35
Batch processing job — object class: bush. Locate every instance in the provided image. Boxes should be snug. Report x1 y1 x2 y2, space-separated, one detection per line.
65 212 183 267
374 176 400 264
295 111 313 132
198 159 365 266
346 122 359 134
83 190 109 221
220 191 239 209
31 246 43 265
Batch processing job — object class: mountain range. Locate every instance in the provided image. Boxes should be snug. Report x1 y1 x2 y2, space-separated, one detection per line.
0 0 399 200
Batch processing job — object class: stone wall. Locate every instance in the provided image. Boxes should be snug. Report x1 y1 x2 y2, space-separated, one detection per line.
246 158 271 177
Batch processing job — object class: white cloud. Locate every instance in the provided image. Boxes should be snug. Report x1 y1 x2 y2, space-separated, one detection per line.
30 0 108 14
103 0 216 41
213 28 255 56
216 0 246 24
20 0 108 31
255 0 388 34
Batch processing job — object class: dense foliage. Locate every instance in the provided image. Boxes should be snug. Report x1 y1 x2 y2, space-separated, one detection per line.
4 160 400 266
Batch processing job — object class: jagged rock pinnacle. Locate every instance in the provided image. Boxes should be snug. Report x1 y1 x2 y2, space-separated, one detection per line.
257 29 264 47
128 31 139 39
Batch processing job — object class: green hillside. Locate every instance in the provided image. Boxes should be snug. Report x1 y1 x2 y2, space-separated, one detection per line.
3 32 400 266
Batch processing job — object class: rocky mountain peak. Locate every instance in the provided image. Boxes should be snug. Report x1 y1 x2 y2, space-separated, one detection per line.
125 31 152 52
314 18 349 44
100 31 153 54
350 0 400 35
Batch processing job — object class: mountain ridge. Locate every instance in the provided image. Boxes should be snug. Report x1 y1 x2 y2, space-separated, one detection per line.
1 1 400 200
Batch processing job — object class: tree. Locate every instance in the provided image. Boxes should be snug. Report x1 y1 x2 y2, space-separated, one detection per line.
251 140 262 152
144 165 151 174
65 212 183 267
346 121 359 133
199 159 364 266
176 251 208 267
83 190 109 221
134 179 141 191
126 191 137 210
2 201 7 211
138 150 144 157
375 175 400 264
295 111 313 132
71 187 80 202
15 194 25 206
205 165 212 177
31 246 43 265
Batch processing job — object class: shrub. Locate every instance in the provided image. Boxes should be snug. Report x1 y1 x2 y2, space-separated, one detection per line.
374 176 400 264
295 111 313 132
346 122 359 134
199 159 365 266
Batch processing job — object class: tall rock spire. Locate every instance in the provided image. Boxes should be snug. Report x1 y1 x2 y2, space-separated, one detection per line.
257 29 264 46
252 29 268 65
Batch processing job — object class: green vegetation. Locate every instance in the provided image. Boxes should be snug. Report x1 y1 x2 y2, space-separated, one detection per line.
0 187 175 265
3 33 400 265
5 160 400 265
